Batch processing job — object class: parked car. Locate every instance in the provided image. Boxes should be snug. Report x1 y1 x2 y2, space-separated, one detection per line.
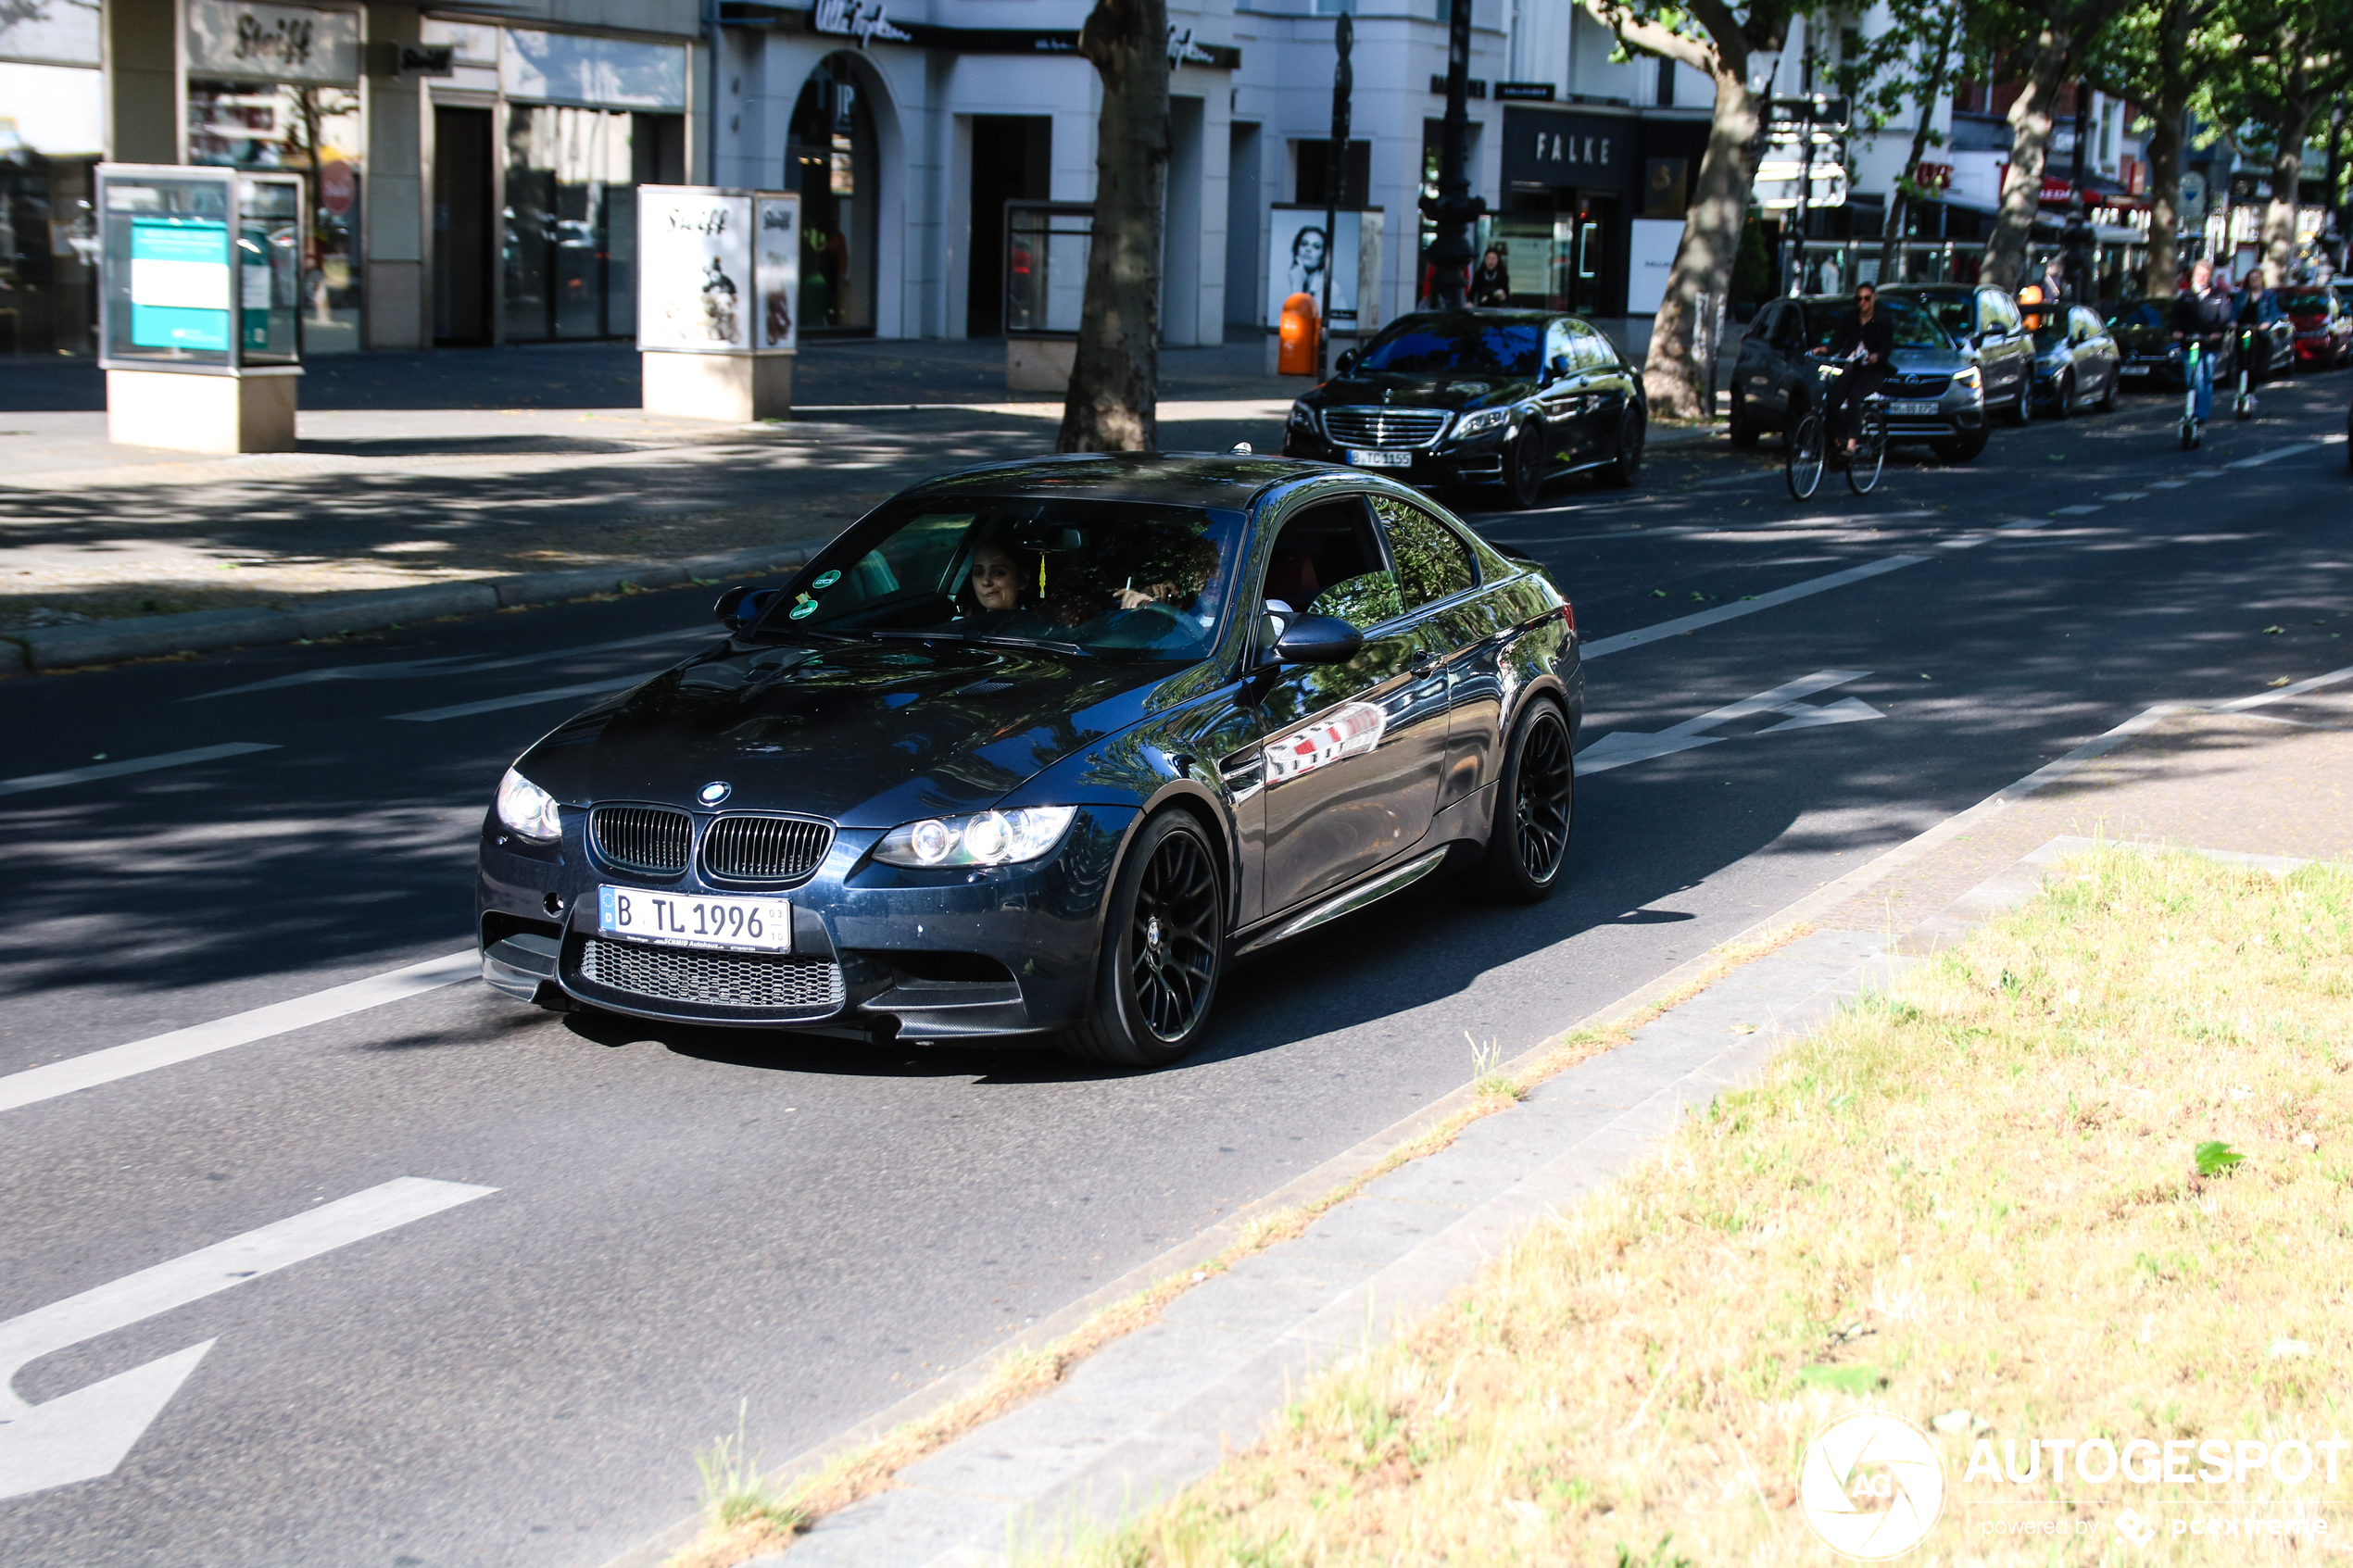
2279 287 2353 370
475 454 1583 1067
1282 310 1647 508
1728 293 1992 462
1877 283 2040 425
2026 302 2122 416
2106 299 2184 391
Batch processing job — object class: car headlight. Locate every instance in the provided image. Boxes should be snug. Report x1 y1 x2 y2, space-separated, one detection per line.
496 766 563 843
874 806 1079 868
1952 366 1982 390
1287 401 1317 433
1454 406 1512 437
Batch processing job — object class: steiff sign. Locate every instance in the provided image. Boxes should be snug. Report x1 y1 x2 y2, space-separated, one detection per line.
184 0 362 85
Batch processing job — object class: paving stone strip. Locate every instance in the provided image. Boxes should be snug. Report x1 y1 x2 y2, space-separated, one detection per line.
0 543 818 676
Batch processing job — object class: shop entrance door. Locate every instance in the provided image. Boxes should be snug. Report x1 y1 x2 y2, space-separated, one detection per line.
433 107 493 345
966 117 1051 336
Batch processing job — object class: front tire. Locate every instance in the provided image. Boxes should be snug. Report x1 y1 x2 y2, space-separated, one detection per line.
1058 813 1224 1069
2006 374 2032 425
1503 418 1549 508
2052 371 2073 419
1932 427 1989 464
1480 701 1574 904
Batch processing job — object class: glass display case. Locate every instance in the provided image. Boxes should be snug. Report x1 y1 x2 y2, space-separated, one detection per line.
1004 202 1092 338
97 165 303 373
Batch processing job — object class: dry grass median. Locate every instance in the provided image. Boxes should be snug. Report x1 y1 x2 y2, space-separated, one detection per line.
1045 847 2353 1565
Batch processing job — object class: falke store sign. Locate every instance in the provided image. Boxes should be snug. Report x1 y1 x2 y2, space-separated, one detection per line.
1502 107 1631 189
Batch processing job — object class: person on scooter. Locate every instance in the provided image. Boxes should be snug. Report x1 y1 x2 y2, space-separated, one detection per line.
1822 282 1894 459
2237 269 2284 382
2171 258 2232 429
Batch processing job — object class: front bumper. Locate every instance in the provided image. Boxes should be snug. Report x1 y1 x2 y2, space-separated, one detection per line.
1876 383 1986 444
475 803 1135 1039
2115 354 2183 391
1280 420 1514 486
2291 334 2344 366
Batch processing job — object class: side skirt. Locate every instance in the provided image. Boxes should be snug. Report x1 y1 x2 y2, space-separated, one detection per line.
1230 846 1452 960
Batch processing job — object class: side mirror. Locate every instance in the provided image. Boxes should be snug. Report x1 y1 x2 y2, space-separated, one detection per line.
1271 614 1364 666
714 584 777 633
1335 348 1360 375
1547 353 1572 382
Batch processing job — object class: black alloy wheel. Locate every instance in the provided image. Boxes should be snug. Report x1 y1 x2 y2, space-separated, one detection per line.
1504 418 1549 508
2008 373 2033 424
1600 406 1644 488
1728 391 1759 449
2053 370 2074 419
1060 812 1223 1068
1481 701 1574 903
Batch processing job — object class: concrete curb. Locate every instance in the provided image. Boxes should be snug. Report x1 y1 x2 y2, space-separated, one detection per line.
0 542 818 675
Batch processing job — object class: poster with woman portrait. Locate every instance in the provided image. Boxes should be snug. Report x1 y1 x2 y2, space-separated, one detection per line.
1265 206 1382 333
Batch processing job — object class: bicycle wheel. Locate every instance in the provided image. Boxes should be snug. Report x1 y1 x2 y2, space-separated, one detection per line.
1846 409 1886 495
1785 412 1826 500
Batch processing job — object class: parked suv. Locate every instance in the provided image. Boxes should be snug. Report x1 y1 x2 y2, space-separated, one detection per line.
1728 293 1992 462
1877 283 2038 426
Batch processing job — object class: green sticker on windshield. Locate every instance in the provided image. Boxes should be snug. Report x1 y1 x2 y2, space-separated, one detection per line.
788 599 817 620
812 570 841 590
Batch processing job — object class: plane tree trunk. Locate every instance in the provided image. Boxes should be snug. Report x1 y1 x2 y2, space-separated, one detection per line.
1058 0 1170 453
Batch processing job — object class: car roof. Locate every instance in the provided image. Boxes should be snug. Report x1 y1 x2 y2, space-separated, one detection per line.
1380 308 1569 328
895 451 1324 510
1880 283 1980 295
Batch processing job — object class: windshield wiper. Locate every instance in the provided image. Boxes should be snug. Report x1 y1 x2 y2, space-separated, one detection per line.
866 630 1092 657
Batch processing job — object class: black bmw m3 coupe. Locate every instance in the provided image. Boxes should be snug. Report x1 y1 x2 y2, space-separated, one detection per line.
476 453 1582 1067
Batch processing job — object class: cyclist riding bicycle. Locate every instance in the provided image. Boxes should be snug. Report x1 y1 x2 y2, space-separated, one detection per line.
2170 257 2233 431
1820 282 1894 459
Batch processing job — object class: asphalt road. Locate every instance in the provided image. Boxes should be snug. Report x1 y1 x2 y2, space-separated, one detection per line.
3 374 2348 1568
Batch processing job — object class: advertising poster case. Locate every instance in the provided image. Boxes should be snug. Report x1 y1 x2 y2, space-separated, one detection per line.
637 186 798 356
98 165 303 371
1265 207 1384 333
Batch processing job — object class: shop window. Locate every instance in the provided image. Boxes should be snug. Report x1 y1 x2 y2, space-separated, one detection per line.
788 61 876 334
187 81 362 353
502 105 637 344
0 154 98 358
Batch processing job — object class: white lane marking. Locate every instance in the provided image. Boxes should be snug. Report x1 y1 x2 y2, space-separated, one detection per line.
2213 662 2353 712
0 950 476 1115
0 1177 495 1502
2052 504 2105 515
2102 492 2148 501
2225 443 2317 470
1940 534 1992 549
1997 517 2053 532
0 744 281 799
1576 670 1881 774
389 674 642 721
1579 557 1928 660
191 626 707 701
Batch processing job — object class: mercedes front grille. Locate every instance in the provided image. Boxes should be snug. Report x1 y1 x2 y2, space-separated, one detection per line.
1321 407 1450 449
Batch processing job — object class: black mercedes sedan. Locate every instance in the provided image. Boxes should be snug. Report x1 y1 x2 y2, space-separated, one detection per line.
475 455 1583 1068
1281 310 1646 508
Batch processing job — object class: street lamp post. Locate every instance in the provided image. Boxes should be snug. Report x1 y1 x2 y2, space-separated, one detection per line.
1319 14 1352 379
1419 0 1484 310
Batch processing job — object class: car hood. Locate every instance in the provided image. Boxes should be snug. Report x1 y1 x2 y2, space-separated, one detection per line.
2110 321 2170 353
515 637 1180 827
1302 370 1534 411
1887 345 1969 374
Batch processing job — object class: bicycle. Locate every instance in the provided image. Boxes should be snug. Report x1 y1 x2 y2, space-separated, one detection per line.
2176 341 2202 450
1786 361 1886 498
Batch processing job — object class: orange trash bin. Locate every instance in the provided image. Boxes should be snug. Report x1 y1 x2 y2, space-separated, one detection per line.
1278 292 1319 376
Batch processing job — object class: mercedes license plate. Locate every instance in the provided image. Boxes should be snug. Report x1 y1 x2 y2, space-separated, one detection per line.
1887 400 1940 417
597 885 791 953
2121 363 2150 375
1347 448 1412 468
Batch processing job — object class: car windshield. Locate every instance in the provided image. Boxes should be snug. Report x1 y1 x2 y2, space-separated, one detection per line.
2279 292 2332 314
1356 318 1543 377
2029 316 2073 350
754 497 1247 658
1806 300 1950 351
1893 292 1974 338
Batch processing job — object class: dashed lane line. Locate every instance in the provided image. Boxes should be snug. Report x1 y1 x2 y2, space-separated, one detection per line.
0 743 282 798
389 675 643 721
1580 555 1930 660
0 950 477 1115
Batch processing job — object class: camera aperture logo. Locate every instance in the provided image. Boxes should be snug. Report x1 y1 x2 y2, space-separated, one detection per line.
1800 1412 1948 1560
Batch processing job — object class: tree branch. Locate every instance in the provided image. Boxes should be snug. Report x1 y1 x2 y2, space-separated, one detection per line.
1579 0 1716 74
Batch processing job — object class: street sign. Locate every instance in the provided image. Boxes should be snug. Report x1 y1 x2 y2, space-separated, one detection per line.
1754 163 1849 209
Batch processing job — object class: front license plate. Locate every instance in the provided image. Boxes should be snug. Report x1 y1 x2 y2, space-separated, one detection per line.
1347 448 1413 468
597 885 791 953
2121 364 2150 375
1887 400 1940 417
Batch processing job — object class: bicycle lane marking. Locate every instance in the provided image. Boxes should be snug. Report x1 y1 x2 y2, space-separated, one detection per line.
1579 555 1931 660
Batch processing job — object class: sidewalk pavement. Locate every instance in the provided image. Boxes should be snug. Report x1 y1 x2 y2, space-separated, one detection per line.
0 332 1722 673
610 669 2352 1568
